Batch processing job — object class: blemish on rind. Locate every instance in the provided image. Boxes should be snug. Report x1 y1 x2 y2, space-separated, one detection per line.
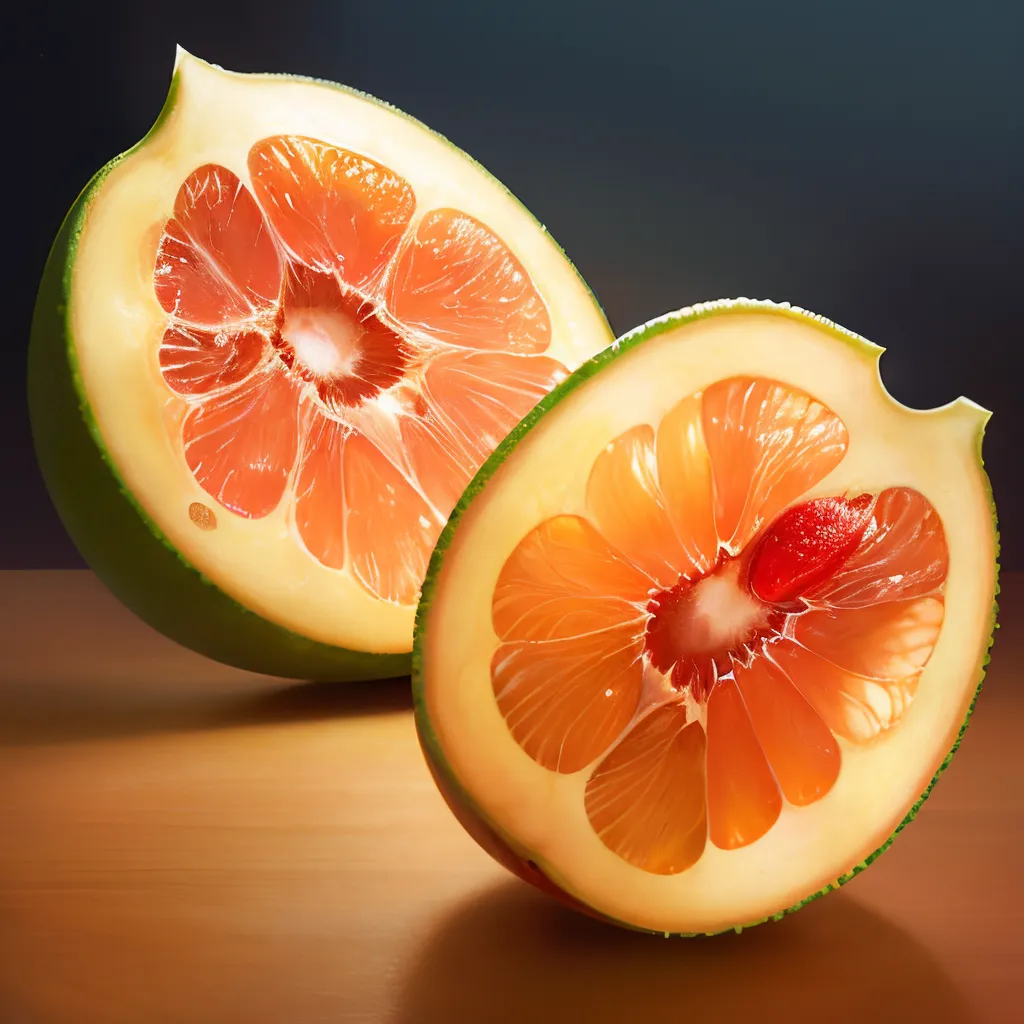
189 501 217 530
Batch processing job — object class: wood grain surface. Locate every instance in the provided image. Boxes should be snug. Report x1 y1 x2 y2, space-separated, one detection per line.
1 571 1021 1023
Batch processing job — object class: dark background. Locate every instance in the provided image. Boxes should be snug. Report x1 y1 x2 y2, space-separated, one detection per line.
13 1 1023 568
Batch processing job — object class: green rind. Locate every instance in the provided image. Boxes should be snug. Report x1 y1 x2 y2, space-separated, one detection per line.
412 299 1000 936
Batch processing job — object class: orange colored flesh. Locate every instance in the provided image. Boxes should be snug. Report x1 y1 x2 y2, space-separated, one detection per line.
585 703 707 874
152 139 566 605
491 517 650 773
491 378 949 872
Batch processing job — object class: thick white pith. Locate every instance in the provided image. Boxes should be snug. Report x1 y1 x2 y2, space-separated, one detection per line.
421 308 995 933
69 52 611 654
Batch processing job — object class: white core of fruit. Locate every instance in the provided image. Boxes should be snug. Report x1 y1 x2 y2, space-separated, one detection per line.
283 309 362 377
670 562 767 655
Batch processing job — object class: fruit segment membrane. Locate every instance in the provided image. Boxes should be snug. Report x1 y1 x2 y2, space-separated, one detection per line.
491 378 948 873
153 141 566 605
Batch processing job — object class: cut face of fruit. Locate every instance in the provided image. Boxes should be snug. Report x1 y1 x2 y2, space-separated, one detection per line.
30 51 612 676
415 301 997 934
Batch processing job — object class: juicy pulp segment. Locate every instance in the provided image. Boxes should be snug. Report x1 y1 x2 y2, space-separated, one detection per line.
181 362 303 519
584 704 707 874
247 135 415 291
293 414 348 571
491 516 649 772
702 377 848 551
343 432 437 606
585 424 693 588
654 395 720 579
490 375 950 871
159 325 266 396
154 164 281 325
389 209 552 353
732 657 840 807
806 487 949 608
154 136 570 607
705 677 783 851
403 351 568 513
771 641 921 743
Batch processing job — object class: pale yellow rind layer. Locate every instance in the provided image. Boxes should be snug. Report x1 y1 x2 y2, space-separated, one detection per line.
70 51 611 653
422 308 995 934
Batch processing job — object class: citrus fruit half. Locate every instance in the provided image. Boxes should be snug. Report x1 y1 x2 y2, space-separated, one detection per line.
414 300 998 934
29 50 611 679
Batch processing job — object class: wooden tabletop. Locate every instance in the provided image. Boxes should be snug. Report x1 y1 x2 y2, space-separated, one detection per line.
0 571 1020 1023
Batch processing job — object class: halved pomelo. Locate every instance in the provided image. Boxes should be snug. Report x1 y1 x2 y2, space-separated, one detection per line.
414 300 998 935
29 50 612 679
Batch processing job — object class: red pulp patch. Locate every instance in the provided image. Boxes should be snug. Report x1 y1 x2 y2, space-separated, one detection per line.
748 494 876 604
644 495 882 701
